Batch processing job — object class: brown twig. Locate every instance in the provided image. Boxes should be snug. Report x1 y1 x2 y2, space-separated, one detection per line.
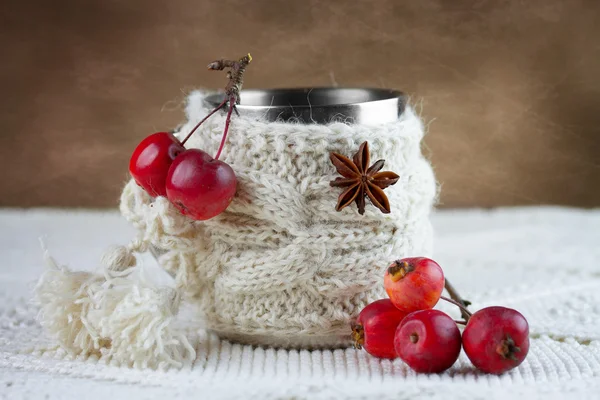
205 53 252 159
444 279 472 321
207 53 252 104
441 296 473 319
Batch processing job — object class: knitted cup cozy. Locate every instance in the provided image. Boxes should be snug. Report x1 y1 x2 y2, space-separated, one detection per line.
120 91 437 348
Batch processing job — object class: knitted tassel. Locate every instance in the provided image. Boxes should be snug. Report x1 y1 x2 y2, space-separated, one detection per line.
34 249 104 354
34 242 195 369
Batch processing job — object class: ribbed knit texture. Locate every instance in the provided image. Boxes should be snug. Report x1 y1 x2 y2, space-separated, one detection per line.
3 208 600 399
119 91 436 347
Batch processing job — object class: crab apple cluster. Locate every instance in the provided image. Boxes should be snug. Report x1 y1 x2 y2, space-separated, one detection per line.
129 131 237 220
129 54 252 221
352 256 530 375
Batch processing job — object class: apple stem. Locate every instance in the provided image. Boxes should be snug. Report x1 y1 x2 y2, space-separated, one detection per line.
441 295 473 319
445 279 472 321
180 99 227 146
214 96 236 160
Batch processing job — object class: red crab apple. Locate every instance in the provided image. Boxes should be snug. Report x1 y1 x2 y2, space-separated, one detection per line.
351 299 408 359
166 149 237 220
462 306 529 374
384 257 445 313
129 132 185 197
394 309 462 373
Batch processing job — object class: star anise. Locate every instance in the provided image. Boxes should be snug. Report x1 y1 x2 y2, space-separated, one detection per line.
329 141 400 215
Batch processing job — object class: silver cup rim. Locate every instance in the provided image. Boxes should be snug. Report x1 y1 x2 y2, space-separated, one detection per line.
203 87 406 125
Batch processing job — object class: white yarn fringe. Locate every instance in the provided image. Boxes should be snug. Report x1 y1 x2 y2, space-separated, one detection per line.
34 243 196 369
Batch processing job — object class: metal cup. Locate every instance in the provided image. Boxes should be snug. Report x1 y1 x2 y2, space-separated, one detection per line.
204 87 406 125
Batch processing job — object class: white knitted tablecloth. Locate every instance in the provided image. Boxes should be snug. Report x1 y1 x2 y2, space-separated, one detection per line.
1 207 600 400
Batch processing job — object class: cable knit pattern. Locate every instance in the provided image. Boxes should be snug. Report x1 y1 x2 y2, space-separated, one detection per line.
119 91 436 347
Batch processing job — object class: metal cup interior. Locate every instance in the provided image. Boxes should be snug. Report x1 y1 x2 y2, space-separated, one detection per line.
204 87 406 125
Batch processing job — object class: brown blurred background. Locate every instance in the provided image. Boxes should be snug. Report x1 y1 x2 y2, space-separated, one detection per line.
1 0 599 208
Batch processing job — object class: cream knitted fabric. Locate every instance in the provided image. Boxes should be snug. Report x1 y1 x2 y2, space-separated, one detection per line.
120 91 436 347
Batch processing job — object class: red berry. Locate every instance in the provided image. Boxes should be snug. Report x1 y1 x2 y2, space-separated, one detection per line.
384 257 445 313
129 132 185 197
394 309 462 373
462 306 529 374
351 299 408 359
166 149 237 220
